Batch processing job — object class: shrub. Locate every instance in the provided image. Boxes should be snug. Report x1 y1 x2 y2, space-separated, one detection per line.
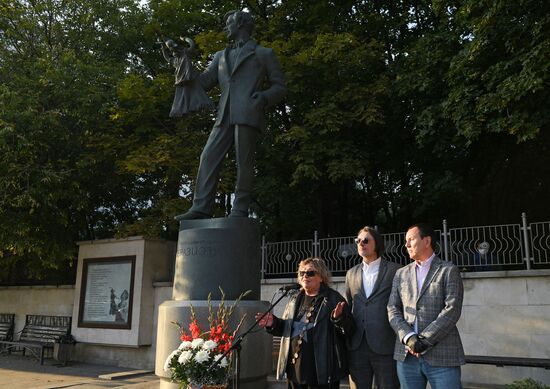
506 378 550 389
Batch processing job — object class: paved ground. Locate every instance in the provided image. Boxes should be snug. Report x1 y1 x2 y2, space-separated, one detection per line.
0 354 294 389
0 354 158 388
0 354 497 389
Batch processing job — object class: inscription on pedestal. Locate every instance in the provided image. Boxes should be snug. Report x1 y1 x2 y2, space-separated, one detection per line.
178 240 216 257
172 219 261 301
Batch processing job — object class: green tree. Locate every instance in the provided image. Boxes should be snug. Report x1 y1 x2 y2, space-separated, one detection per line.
0 0 149 282
446 0 550 142
1 0 548 284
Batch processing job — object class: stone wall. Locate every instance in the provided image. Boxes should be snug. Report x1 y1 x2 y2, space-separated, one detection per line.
0 285 74 334
261 270 550 386
459 270 550 385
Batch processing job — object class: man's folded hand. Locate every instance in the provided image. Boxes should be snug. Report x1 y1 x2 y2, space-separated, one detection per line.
406 334 430 353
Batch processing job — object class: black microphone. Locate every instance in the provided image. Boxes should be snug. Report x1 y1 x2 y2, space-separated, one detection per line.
279 284 301 292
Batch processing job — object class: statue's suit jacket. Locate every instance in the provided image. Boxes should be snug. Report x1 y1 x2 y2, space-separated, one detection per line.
387 256 465 366
199 40 286 130
345 259 401 355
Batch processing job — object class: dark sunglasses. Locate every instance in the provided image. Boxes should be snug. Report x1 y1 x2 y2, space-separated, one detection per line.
298 270 317 278
354 237 369 245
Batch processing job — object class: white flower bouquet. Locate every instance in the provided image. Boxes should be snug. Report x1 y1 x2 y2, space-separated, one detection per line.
164 337 230 388
164 288 249 388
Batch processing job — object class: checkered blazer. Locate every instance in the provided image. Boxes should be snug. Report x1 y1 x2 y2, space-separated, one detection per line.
387 256 465 366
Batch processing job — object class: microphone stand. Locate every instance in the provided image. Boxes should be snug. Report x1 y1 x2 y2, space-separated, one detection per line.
207 287 297 389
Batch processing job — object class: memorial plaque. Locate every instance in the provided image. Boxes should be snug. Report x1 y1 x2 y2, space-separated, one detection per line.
78 256 135 329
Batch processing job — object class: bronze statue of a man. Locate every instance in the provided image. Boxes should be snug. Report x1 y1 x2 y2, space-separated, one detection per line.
176 10 287 220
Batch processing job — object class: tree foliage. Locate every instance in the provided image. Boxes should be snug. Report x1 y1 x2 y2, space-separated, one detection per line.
0 0 548 282
0 0 149 282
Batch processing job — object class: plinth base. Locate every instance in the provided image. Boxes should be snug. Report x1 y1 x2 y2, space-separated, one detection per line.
173 217 261 301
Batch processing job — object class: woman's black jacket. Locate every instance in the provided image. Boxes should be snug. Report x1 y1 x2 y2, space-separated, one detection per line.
268 285 355 384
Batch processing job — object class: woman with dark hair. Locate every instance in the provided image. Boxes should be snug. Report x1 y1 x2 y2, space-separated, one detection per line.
256 257 354 389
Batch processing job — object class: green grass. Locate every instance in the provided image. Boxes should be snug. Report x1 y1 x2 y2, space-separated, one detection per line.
506 378 550 389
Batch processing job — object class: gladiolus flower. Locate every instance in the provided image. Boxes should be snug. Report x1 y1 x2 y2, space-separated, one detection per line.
180 333 192 342
189 320 202 339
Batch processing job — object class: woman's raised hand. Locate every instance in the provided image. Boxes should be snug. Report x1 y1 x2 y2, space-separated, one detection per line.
332 301 346 319
255 312 274 328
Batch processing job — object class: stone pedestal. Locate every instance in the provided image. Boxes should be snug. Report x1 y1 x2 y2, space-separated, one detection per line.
155 217 272 389
172 217 261 301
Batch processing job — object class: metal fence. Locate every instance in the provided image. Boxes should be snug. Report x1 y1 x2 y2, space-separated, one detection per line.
530 221 550 265
261 212 550 278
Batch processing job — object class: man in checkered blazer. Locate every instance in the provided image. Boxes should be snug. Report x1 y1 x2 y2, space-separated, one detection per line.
387 223 465 389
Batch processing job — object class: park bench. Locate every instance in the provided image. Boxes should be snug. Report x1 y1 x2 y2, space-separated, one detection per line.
0 313 15 341
0 314 72 364
465 355 550 369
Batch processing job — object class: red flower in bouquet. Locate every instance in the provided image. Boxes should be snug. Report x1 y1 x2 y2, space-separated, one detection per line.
208 323 235 354
190 321 202 339
179 312 202 342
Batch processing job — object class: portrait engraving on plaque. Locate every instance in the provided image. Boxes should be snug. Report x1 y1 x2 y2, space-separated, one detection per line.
78 256 135 329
